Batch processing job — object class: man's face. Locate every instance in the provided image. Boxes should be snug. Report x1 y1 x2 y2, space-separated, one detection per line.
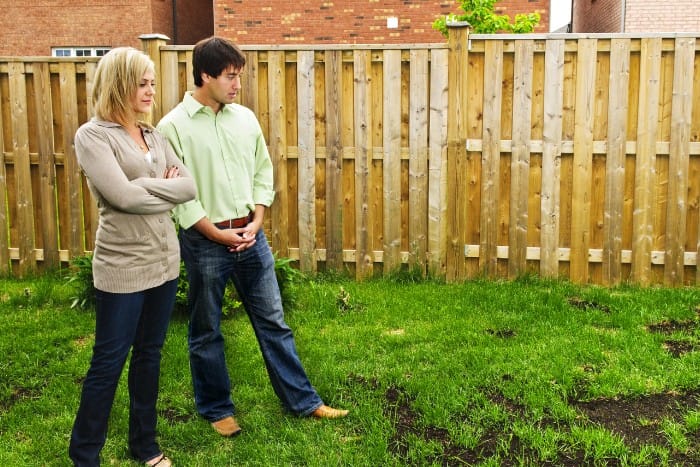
203 65 242 105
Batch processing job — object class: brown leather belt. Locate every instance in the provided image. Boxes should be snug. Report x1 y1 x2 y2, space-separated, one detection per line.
214 212 252 229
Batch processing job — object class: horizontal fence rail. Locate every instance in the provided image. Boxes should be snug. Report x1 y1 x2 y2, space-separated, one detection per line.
0 30 698 286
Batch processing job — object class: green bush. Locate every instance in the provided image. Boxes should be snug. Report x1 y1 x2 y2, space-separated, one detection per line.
66 253 304 315
65 254 95 310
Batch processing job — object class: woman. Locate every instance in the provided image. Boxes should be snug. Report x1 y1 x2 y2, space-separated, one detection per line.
68 47 196 467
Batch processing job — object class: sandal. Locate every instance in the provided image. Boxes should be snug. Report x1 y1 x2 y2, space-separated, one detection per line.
146 454 172 467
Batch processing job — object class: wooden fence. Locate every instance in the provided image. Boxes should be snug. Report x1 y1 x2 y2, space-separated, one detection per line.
0 27 698 285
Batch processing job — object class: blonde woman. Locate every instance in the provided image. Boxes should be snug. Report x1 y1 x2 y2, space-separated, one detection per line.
68 47 195 467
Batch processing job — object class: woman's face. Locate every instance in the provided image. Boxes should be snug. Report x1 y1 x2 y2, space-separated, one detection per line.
130 70 156 114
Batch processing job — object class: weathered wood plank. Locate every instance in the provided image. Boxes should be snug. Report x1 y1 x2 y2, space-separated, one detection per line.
296 50 317 273
602 38 630 285
632 38 662 285
509 39 533 278
664 37 695 285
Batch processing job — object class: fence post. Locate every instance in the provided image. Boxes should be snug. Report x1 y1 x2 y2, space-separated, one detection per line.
445 21 470 281
139 33 170 124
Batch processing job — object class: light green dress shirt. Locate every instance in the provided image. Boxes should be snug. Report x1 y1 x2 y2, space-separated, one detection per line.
157 92 275 229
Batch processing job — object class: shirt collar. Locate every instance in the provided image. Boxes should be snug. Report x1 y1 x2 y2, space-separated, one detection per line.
182 91 234 117
90 118 154 133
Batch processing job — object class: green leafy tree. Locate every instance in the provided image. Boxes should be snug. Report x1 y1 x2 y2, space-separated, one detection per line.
433 0 540 36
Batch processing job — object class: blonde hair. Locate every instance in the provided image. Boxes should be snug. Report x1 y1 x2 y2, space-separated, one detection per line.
92 47 155 125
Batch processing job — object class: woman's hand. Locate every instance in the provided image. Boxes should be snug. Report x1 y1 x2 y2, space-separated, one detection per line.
164 166 180 179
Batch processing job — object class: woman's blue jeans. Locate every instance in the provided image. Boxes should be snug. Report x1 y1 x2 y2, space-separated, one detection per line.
179 227 323 421
68 279 177 466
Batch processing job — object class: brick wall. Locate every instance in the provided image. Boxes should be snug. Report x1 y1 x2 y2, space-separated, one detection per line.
572 0 624 33
0 1 159 56
0 1 550 56
214 0 550 45
625 0 700 32
573 0 700 33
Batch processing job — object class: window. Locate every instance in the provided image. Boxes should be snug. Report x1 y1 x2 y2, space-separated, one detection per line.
51 47 110 58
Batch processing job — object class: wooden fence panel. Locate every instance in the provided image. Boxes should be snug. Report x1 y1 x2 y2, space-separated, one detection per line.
1 33 699 286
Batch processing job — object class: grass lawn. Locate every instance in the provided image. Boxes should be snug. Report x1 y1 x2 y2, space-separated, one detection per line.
0 272 699 466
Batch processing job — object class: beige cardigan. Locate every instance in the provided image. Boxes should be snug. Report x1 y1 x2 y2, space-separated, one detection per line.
74 118 197 293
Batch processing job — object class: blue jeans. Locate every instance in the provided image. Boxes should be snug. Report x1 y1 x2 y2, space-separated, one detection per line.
179 227 323 421
69 279 177 467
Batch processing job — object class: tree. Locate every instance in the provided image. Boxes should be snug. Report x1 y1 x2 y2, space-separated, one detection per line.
433 0 540 36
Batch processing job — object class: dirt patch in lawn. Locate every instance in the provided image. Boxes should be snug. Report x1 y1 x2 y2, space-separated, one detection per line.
377 312 700 464
382 383 699 465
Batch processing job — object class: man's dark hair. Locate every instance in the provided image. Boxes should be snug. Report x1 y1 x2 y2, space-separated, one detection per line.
192 36 246 87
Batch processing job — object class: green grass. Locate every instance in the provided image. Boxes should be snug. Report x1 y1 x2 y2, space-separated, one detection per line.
0 272 699 466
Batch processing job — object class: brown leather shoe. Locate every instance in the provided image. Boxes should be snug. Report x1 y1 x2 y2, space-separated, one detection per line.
311 404 349 419
145 454 171 467
211 416 242 436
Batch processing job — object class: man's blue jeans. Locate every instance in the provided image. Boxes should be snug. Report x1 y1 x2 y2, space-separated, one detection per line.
179 227 323 421
69 279 177 466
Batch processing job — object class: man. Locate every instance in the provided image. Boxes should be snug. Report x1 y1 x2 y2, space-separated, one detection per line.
157 36 348 437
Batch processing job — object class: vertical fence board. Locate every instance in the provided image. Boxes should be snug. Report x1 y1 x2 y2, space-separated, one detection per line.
445 24 470 281
353 50 373 279
9 63 35 275
665 37 695 285
428 49 448 277
83 61 98 248
267 51 288 255
160 51 180 116
480 40 504 276
296 50 317 273
0 70 8 274
33 62 60 269
570 39 597 283
541 39 564 278
383 49 402 272
602 38 630 285
325 50 343 269
509 40 533 278
408 49 429 272
341 57 356 275
59 63 84 258
632 38 662 284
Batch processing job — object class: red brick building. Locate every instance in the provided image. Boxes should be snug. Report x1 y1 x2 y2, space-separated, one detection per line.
573 0 700 32
0 0 212 57
0 1 549 57
216 0 549 45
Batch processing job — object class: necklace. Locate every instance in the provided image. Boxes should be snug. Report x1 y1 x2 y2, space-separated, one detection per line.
126 124 148 152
